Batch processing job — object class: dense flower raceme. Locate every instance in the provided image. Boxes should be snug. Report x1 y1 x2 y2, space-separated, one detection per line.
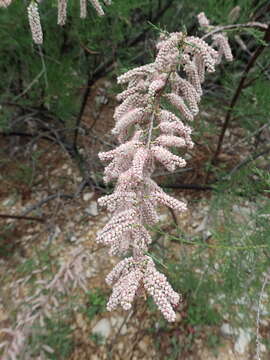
0 0 12 8
98 23 232 322
0 0 112 44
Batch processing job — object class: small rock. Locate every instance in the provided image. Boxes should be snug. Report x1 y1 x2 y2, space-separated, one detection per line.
158 214 168 222
83 192 94 202
203 230 212 241
117 343 124 351
234 328 252 354
2 197 16 207
85 202 98 216
220 323 236 336
95 94 108 105
138 340 148 352
90 355 99 360
194 216 209 233
259 319 268 326
258 343 267 353
92 318 111 338
175 312 182 322
70 236 77 243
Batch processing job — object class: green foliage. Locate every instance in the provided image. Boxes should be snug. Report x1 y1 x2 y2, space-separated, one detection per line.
0 224 15 258
90 332 106 345
32 318 74 359
84 288 107 320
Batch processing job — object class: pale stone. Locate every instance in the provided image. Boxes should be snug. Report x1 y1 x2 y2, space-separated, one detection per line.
85 202 98 216
2 197 16 206
158 213 168 222
92 318 111 338
138 340 148 352
234 328 252 354
258 343 267 353
70 236 77 243
220 323 236 336
83 192 94 202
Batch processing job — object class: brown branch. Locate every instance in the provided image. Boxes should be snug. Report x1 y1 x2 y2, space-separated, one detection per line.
228 146 270 177
0 131 54 143
22 193 74 217
202 22 268 40
161 183 213 191
209 24 270 169
0 214 45 223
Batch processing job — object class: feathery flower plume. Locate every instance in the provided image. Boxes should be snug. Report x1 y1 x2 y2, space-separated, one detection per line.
80 0 87 18
27 1 43 45
89 0 105 16
57 0 67 26
197 12 233 63
0 0 12 7
97 18 232 321
22 0 111 43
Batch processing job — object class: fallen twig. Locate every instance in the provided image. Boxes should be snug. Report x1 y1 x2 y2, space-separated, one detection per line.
0 214 45 223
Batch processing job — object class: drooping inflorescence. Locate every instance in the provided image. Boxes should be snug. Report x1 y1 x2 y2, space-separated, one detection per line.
98 15 232 322
1 0 112 44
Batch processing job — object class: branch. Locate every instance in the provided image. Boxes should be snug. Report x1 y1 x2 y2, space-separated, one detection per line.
0 131 54 143
161 183 213 191
22 193 74 217
209 24 270 168
0 214 45 223
228 146 270 177
202 22 268 40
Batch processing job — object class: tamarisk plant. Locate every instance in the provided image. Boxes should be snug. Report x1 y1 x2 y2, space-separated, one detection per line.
97 15 233 322
0 0 112 44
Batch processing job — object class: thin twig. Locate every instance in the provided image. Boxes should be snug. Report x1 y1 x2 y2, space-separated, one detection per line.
0 131 55 143
152 167 193 177
21 193 74 217
13 70 45 101
0 214 45 223
209 24 270 169
227 121 270 150
234 35 270 82
256 271 270 360
38 46 49 90
228 146 270 177
202 22 268 40
162 183 213 190
107 310 134 354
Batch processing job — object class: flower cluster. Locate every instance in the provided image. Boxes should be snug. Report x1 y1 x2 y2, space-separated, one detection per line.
198 12 233 63
98 21 232 321
1 0 112 44
0 0 12 8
